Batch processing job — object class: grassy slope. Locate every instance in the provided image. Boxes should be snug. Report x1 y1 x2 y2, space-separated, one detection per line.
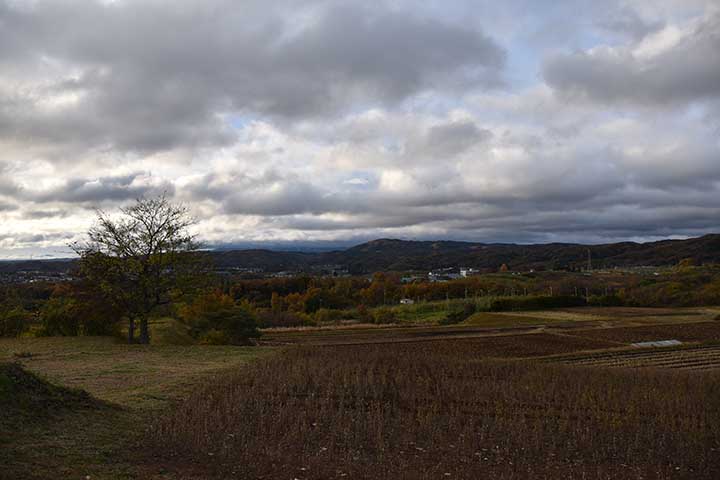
0 337 273 480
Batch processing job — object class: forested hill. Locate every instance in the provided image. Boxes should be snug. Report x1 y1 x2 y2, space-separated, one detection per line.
4 234 720 275
211 234 720 273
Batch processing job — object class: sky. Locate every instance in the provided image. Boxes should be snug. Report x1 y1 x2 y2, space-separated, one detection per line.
1 0 719 258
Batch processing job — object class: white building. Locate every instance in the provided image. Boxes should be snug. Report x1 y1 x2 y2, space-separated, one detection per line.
460 268 479 277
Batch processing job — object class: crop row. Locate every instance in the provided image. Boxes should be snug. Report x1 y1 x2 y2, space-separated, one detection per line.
147 344 720 479
548 344 720 370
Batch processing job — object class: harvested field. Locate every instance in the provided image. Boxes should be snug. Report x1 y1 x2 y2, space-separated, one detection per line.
261 307 720 347
260 324 543 346
560 307 713 318
362 333 620 359
547 344 720 371
462 312 555 327
517 307 718 326
260 324 620 354
569 321 720 345
149 344 720 479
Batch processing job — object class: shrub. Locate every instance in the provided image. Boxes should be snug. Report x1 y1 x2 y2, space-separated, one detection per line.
0 308 32 337
39 297 80 336
372 307 397 324
313 308 344 324
180 291 261 344
588 295 624 307
256 310 314 328
37 295 121 337
205 306 260 345
356 304 372 323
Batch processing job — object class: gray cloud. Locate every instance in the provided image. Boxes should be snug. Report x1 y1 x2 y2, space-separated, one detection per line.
407 120 492 160
27 172 174 205
543 12 720 106
0 0 504 156
596 7 665 40
2 0 720 256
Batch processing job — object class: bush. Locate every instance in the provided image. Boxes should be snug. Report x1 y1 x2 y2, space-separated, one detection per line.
184 295 261 345
372 308 397 324
0 308 32 337
313 308 345 324
356 304 372 323
203 306 260 345
37 296 121 337
39 297 80 336
588 295 624 307
256 310 314 328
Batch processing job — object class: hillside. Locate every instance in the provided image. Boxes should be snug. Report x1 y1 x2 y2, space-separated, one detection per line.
209 234 720 273
321 235 720 273
3 234 720 276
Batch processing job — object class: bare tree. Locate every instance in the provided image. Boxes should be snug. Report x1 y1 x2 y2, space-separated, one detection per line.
73 194 201 344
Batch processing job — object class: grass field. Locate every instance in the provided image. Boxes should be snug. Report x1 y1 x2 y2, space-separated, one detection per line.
0 337 272 480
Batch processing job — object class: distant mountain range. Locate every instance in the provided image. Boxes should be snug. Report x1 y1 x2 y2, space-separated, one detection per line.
211 234 720 274
3 234 720 276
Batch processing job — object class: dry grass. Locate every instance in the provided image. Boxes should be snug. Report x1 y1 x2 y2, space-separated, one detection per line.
148 343 720 479
0 336 273 408
0 337 272 479
551 307 719 325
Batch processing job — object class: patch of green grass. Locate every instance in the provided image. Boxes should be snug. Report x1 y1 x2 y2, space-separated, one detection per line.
374 298 483 324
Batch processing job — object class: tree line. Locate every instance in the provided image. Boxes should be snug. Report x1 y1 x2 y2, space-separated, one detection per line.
2 195 720 342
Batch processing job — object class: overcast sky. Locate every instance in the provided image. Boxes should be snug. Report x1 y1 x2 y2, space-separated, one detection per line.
1 0 719 258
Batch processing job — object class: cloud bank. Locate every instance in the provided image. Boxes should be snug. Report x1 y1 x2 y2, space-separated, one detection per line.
0 0 719 257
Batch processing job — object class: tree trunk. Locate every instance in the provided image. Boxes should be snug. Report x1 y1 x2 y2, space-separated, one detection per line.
139 317 150 344
128 317 135 344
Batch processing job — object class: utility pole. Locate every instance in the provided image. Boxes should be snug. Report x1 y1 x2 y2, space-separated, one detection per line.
587 249 592 272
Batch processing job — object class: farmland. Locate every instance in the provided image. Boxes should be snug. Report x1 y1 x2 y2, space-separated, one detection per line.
260 306 720 346
547 344 720 370
568 320 720 344
149 342 720 479
3 307 720 479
